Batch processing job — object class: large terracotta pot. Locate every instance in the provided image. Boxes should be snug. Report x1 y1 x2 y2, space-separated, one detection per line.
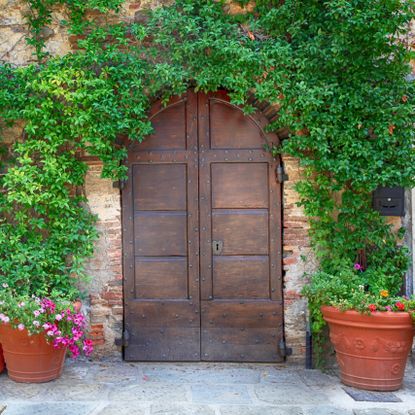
321 306 414 391
0 323 65 383
0 344 5 373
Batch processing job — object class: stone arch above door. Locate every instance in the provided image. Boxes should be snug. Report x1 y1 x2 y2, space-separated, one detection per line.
121 90 284 362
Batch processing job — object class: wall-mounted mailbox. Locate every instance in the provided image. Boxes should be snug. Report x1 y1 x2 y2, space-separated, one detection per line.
373 187 405 216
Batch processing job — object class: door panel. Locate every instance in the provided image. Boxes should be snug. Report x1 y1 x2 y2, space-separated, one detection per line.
213 256 270 299
211 163 269 209
212 210 269 255
210 100 265 149
134 211 187 256
199 92 283 362
123 93 200 361
134 257 188 299
133 164 187 210
123 90 282 362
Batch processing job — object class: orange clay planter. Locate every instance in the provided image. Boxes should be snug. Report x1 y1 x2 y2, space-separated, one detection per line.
321 306 414 391
0 344 5 373
0 323 65 383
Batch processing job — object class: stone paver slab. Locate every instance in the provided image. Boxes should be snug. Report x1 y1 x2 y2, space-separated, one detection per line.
191 384 251 404
96 402 147 415
353 409 404 415
3 402 97 415
0 381 48 401
141 364 261 384
219 406 304 415
305 406 352 415
44 383 109 401
297 370 337 387
90 363 139 384
108 383 188 402
151 403 216 415
260 369 304 385
60 362 91 381
254 383 327 405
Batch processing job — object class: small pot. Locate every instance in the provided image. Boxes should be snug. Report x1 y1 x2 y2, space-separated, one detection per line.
322 306 414 391
0 324 65 383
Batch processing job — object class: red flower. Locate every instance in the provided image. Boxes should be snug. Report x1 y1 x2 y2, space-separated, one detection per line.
368 304 377 312
395 302 405 311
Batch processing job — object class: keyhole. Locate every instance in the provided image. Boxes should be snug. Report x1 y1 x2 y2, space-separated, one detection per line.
215 242 220 252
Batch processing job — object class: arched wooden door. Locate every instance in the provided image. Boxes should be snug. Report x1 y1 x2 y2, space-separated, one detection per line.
122 90 283 362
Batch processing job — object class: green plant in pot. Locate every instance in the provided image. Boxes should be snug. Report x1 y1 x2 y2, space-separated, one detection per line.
0 285 93 383
303 258 415 392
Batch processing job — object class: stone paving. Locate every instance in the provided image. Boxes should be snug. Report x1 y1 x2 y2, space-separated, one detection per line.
2 359 415 414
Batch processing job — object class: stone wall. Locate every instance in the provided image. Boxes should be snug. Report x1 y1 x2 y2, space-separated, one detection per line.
1 0 413 365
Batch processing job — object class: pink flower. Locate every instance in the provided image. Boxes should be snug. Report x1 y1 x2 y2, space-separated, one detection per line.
1 315 9 323
33 320 40 327
385 306 392 312
40 298 56 313
33 310 40 317
72 327 83 341
47 330 54 336
68 343 80 359
73 314 85 327
83 339 94 356
55 314 62 321
17 323 25 331
354 263 363 271
18 302 25 308
43 323 51 330
2 283 8 288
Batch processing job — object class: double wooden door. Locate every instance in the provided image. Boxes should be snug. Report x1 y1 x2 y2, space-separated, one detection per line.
122 90 283 362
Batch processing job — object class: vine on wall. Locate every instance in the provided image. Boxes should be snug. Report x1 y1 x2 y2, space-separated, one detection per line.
0 0 414 349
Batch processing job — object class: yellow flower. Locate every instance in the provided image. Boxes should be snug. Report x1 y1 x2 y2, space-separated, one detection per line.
380 290 389 298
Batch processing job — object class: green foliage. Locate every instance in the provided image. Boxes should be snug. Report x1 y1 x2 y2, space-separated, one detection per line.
24 0 124 60
0 1 414 344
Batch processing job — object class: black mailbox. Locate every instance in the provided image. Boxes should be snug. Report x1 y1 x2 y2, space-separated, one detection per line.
373 187 405 216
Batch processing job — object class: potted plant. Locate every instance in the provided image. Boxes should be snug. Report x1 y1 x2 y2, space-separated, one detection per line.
0 285 93 383
303 261 415 392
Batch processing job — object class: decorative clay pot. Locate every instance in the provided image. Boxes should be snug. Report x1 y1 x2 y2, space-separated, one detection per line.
322 306 414 391
0 344 5 373
0 324 65 383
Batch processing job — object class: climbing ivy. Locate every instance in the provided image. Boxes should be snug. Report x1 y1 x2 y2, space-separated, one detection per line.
24 0 124 60
0 1 414 347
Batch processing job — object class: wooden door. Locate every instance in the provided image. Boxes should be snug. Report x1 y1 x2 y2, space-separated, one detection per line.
123 90 283 362
198 91 283 362
122 92 201 360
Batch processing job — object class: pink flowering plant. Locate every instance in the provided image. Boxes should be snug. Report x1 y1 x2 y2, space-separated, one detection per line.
0 285 93 358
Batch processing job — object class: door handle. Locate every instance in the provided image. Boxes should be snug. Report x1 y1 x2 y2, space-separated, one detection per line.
212 240 223 255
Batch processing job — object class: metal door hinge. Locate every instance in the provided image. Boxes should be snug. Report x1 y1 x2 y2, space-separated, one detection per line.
275 165 288 183
115 329 130 347
278 339 292 358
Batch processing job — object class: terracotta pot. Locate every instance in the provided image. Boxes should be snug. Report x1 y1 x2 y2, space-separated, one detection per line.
0 323 65 383
322 306 414 391
0 344 5 374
